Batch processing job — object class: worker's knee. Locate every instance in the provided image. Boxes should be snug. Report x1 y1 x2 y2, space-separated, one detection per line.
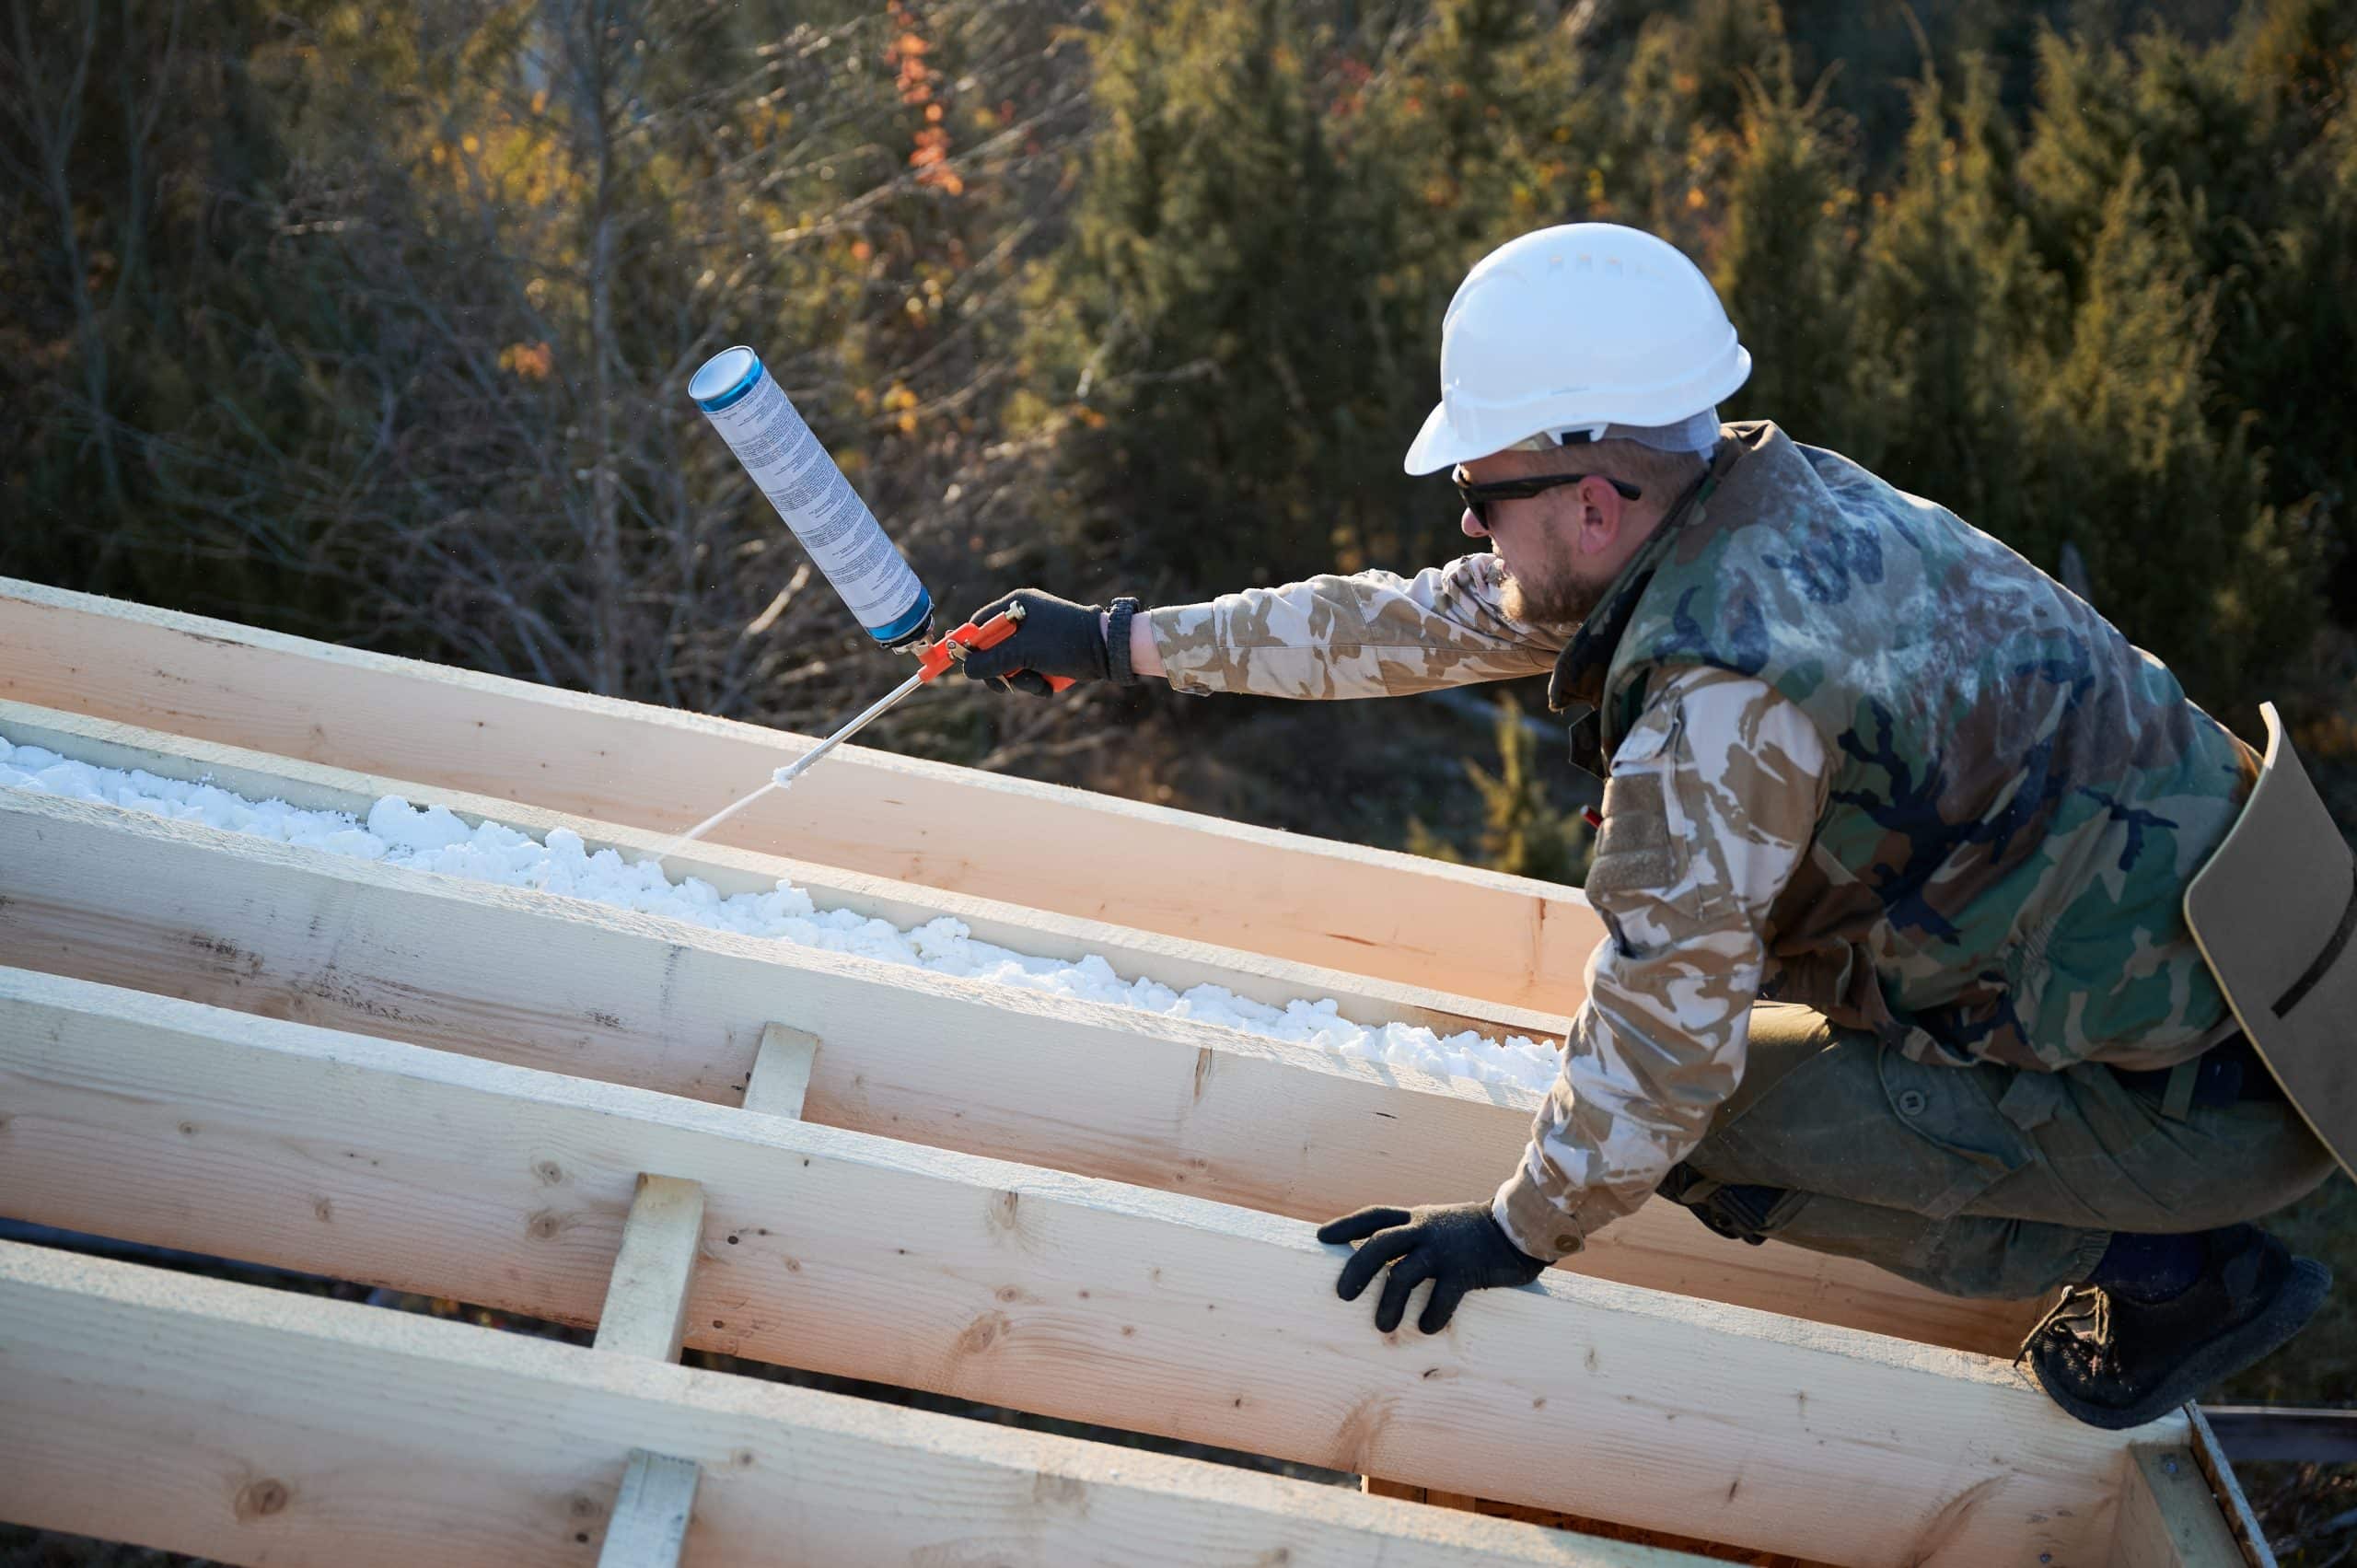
2105 1098 2340 1233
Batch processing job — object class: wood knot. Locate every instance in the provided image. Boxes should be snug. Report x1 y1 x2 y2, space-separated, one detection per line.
525 1209 563 1241
532 1159 563 1186
234 1479 290 1521
956 1310 1010 1354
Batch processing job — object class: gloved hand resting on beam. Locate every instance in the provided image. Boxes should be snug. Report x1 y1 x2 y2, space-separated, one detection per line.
1318 1201 1549 1334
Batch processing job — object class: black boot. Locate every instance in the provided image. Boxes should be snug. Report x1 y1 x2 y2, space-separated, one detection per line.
2019 1225 2331 1431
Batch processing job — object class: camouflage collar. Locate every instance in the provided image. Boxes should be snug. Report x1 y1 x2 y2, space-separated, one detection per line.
1545 435 1738 724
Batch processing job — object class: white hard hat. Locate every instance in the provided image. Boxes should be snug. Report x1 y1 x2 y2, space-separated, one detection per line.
1403 223 1751 475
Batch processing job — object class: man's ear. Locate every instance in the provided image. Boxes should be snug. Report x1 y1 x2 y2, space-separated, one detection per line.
1574 475 1626 557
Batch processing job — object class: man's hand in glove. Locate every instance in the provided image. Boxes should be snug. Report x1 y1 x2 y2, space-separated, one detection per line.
1318 1202 1548 1334
959 588 1114 695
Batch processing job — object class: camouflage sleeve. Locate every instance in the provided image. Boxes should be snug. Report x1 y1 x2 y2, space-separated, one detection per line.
1143 553 1573 699
1492 667 1831 1261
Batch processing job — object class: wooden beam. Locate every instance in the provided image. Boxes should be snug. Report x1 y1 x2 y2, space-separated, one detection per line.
1361 1477 1841 1567
0 575 1606 1014
2199 1402 2357 1465
0 697 1550 1045
742 1025 819 1120
591 1163 711 1556
0 968 2186 1566
2188 1407 2276 1568
593 1176 707 1362
2107 1443 2249 1568
0 1241 1706 1568
0 786 2036 1355
597 1452 701 1568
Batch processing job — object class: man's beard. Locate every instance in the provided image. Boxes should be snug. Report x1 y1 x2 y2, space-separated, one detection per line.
1499 561 1608 629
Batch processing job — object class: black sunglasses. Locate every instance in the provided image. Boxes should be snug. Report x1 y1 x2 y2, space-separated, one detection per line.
1453 467 1643 528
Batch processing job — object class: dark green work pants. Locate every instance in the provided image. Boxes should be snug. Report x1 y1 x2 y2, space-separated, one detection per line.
1659 1004 2338 1300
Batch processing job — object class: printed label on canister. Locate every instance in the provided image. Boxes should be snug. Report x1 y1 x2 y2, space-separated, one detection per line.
691 346 932 644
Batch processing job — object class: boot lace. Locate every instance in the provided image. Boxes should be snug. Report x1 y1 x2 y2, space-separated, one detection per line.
2017 1284 2114 1366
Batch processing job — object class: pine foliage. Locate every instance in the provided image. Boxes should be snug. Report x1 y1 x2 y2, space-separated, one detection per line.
4 0 2351 812
1408 694 1593 886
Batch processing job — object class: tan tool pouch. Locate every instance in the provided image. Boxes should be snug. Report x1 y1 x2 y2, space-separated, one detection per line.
2184 703 2357 1181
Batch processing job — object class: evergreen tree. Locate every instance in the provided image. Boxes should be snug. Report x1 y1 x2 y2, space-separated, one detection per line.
2020 158 2323 714
1032 0 1392 592
1712 39 1862 439
6 0 2348 785
1409 694 1593 886
1339 0 1595 566
2218 0 2356 620
2016 9 2351 633
1842 60 2058 540
1602 0 1792 246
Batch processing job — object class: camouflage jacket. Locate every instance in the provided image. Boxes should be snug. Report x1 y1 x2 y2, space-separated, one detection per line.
1566 424 2252 1078
1149 572 1824 1253
1143 423 2252 1259
1149 552 1572 698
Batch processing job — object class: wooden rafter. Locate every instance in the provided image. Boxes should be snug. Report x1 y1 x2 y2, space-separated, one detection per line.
2109 1441 2253 1568
0 783 2032 1354
0 575 1605 1014
0 1239 1707 1568
0 697 1552 1045
0 965 2187 1567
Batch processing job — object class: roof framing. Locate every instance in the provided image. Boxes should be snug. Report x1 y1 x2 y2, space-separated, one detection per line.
0 698 1547 1044
0 575 2263 1566
0 768 2028 1356
0 575 1602 1014
0 1239 1699 1568
0 967 2175 1565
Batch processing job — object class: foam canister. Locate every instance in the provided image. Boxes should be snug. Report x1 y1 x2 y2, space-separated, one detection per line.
690 345 935 648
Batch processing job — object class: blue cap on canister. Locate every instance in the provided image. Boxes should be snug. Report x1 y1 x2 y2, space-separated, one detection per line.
690 346 764 412
689 341 935 651
869 590 935 649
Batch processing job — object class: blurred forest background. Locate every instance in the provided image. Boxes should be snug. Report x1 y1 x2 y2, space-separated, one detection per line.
6 0 2354 856
5 0 2357 1559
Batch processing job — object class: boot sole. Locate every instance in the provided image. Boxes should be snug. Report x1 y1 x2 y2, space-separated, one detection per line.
2030 1258 2331 1431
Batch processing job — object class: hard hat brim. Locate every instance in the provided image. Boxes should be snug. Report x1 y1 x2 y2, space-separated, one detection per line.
1401 341 1753 475
1402 401 1467 476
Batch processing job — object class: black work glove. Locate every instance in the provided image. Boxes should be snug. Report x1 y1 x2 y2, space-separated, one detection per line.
1318 1201 1548 1334
958 588 1108 696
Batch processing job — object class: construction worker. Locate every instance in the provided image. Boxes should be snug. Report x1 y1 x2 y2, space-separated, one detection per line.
959 222 2351 1432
